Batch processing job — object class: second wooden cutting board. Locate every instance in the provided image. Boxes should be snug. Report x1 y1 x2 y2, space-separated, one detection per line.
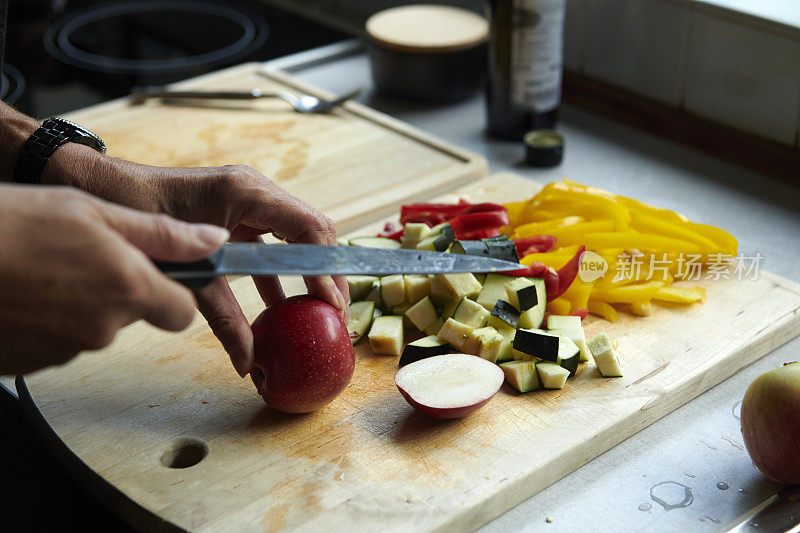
20 173 800 532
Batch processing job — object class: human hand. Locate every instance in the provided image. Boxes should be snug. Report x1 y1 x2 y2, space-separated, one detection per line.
0 185 229 375
43 147 349 377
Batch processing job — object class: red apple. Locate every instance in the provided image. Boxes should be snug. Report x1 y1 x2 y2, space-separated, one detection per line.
250 295 355 413
395 353 504 419
741 362 800 484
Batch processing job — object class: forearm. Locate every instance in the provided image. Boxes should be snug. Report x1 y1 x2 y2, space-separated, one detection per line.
0 102 38 182
0 101 162 211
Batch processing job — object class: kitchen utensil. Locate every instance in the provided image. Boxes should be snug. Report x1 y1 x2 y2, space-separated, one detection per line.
130 85 362 113
155 242 525 288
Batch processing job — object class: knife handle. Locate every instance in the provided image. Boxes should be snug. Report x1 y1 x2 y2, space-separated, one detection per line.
154 248 225 290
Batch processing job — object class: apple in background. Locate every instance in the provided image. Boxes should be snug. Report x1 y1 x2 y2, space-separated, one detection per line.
250 295 355 413
395 353 504 419
741 362 800 484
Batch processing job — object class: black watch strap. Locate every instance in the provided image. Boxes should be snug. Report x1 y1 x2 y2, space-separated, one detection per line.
12 118 106 185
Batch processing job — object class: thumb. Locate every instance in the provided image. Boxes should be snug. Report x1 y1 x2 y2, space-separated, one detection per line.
97 203 229 261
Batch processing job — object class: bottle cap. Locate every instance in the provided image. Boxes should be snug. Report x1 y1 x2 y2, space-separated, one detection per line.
523 129 564 167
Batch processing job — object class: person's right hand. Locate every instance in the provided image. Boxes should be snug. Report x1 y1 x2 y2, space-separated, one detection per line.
0 184 230 375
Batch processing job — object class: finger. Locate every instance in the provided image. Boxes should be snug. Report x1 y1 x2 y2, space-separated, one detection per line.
304 275 347 318
239 236 285 307
95 201 230 261
131 254 198 332
194 277 254 378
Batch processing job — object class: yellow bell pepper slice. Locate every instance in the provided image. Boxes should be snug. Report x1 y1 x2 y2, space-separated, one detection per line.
616 196 689 224
652 286 706 304
511 216 583 239
630 301 652 316
685 222 738 256
548 298 571 315
628 211 719 253
546 220 615 247
590 281 665 304
582 233 703 254
520 245 582 267
561 278 593 311
588 300 618 322
504 201 526 227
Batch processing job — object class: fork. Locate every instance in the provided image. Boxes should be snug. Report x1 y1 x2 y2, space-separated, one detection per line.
129 86 362 114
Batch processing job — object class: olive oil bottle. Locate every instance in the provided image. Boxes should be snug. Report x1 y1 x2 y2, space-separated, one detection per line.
486 0 566 140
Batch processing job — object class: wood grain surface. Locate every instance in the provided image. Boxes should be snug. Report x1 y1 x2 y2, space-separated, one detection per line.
62 63 486 234
20 173 800 532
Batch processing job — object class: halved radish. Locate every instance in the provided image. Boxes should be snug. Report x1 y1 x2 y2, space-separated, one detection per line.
394 353 504 419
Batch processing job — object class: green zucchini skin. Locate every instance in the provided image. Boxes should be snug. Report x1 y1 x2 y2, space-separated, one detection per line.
513 329 560 362
490 300 520 329
399 336 450 366
433 225 456 251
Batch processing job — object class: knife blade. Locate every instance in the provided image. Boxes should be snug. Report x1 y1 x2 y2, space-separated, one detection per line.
156 243 527 288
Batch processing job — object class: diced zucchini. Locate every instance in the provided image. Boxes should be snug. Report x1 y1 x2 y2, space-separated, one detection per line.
469 327 505 363
404 275 431 304
399 335 450 366
336 238 348 247
347 301 375 345
416 234 439 251
436 318 475 352
449 240 490 256
452 297 490 328
484 239 519 263
400 223 432 249
548 316 590 363
495 337 515 362
391 303 414 328
556 336 581 375
477 273 514 310
368 316 404 356
429 274 453 305
405 296 438 331
495 325 517 342
347 275 378 302
518 278 547 329
365 281 384 310
505 278 539 312
433 224 456 251
435 273 483 300
500 361 540 393
487 300 520 330
423 316 445 336
513 328 560 362
537 362 570 389
349 236 401 249
546 315 582 330
588 333 622 377
441 298 461 320
380 274 405 307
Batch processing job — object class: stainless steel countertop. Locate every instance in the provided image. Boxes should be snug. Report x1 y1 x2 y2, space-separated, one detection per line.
269 40 800 532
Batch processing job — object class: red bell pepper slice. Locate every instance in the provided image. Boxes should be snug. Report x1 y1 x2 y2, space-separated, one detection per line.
513 235 557 256
571 308 589 320
399 201 506 225
547 245 586 300
448 211 509 239
377 221 404 241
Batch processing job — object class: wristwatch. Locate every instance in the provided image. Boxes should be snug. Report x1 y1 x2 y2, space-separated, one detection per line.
12 117 106 185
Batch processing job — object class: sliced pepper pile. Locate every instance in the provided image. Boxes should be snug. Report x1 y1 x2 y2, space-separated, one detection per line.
398 201 509 240
502 180 737 321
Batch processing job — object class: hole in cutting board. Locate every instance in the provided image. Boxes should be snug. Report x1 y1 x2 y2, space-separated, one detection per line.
159 438 208 469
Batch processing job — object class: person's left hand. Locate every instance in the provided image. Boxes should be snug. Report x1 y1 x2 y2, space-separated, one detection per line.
44 144 349 378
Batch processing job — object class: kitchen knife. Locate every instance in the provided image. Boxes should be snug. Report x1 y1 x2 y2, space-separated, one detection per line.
156 243 527 288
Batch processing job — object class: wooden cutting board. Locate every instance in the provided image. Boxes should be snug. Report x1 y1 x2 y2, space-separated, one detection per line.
19 173 800 532
61 62 486 234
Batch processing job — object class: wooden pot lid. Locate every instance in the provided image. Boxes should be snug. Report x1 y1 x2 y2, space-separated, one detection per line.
366 4 488 54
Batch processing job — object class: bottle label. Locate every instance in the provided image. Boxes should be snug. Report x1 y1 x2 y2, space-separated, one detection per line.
511 0 565 112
